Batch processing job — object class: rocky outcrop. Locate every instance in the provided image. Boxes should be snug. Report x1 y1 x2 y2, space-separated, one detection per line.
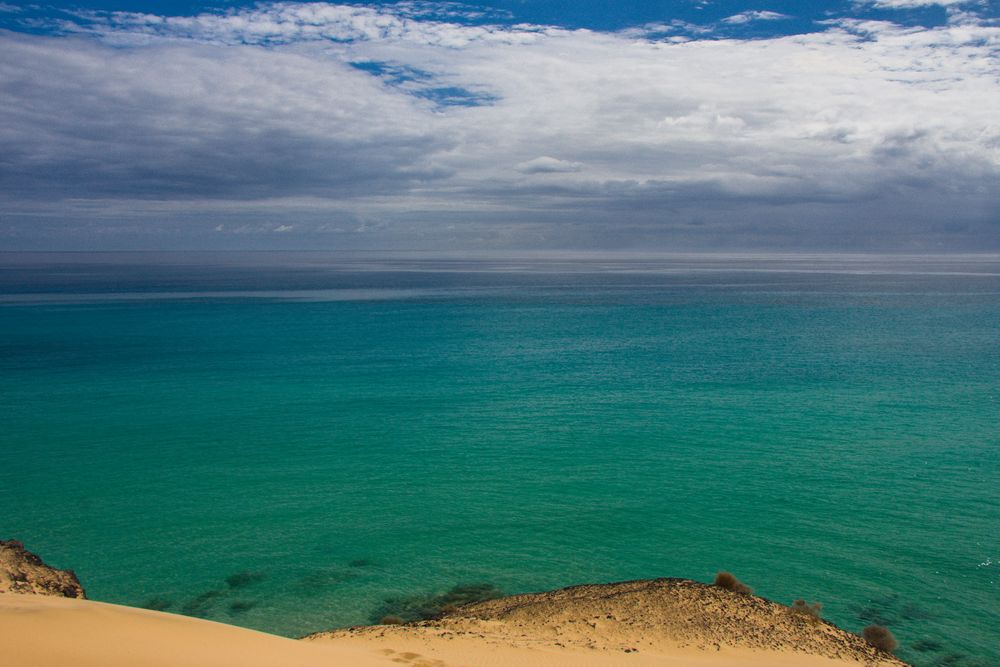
0 540 86 598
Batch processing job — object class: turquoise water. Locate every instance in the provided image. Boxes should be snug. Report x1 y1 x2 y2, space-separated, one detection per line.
1 253 998 666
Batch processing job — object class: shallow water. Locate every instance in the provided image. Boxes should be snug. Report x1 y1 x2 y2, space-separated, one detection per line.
1 253 998 666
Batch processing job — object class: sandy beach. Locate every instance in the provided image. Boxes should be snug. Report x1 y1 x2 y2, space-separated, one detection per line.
0 594 388 667
1 574 906 667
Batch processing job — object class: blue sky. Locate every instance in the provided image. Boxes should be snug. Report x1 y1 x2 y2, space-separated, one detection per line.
2 0 971 33
1 0 998 250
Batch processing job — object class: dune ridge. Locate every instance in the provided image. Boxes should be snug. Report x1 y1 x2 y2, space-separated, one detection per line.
306 578 908 666
1 540 908 667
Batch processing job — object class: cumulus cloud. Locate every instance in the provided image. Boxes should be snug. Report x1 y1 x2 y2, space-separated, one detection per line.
861 0 975 8
721 10 790 24
1 2 999 250
52 3 553 47
0 32 453 201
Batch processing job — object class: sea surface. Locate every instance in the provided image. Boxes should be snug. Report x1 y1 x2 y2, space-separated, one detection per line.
1 252 998 667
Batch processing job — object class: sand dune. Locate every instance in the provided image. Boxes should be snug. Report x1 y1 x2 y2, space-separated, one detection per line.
0 577 906 667
0 594 392 667
0 541 905 667
307 579 907 667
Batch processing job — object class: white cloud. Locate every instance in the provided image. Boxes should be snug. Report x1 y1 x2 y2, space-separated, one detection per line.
721 10 790 24
57 3 554 47
861 0 976 8
515 157 583 174
1 3 999 249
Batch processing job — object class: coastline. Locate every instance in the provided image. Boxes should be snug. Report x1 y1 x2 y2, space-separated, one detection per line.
1 574 907 667
308 578 907 666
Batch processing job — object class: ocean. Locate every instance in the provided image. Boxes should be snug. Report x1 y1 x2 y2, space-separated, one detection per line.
1 252 997 667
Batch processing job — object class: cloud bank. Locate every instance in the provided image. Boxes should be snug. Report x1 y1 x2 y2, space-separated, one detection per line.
1 2 998 250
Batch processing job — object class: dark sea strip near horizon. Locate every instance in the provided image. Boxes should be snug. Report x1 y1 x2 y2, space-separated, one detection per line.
1 252 998 667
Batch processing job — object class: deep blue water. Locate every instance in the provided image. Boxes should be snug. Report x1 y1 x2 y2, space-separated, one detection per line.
1 252 998 666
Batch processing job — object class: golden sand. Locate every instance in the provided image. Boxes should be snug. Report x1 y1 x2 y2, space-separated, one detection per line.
2 578 906 667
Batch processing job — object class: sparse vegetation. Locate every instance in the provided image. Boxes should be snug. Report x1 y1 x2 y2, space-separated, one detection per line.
790 599 823 621
862 625 898 653
380 615 404 625
713 571 752 595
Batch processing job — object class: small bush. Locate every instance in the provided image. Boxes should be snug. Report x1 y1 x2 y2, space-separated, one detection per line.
790 599 823 620
380 615 404 625
862 625 898 653
714 571 752 595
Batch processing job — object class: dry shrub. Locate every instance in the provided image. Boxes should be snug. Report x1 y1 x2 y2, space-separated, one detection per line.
379 615 404 625
862 625 898 653
714 571 752 595
790 599 823 621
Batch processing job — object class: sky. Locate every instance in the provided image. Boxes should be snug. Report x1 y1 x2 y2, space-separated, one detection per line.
0 0 998 251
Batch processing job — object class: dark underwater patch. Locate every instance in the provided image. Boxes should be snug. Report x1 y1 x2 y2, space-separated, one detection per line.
911 638 944 652
140 596 173 611
899 601 933 620
225 571 266 589
181 589 226 617
228 599 258 614
852 592 932 627
348 558 374 568
369 582 503 623
855 605 893 626
928 654 993 667
297 568 359 593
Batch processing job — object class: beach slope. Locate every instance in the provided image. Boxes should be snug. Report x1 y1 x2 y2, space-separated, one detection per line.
0 578 907 667
0 594 391 667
